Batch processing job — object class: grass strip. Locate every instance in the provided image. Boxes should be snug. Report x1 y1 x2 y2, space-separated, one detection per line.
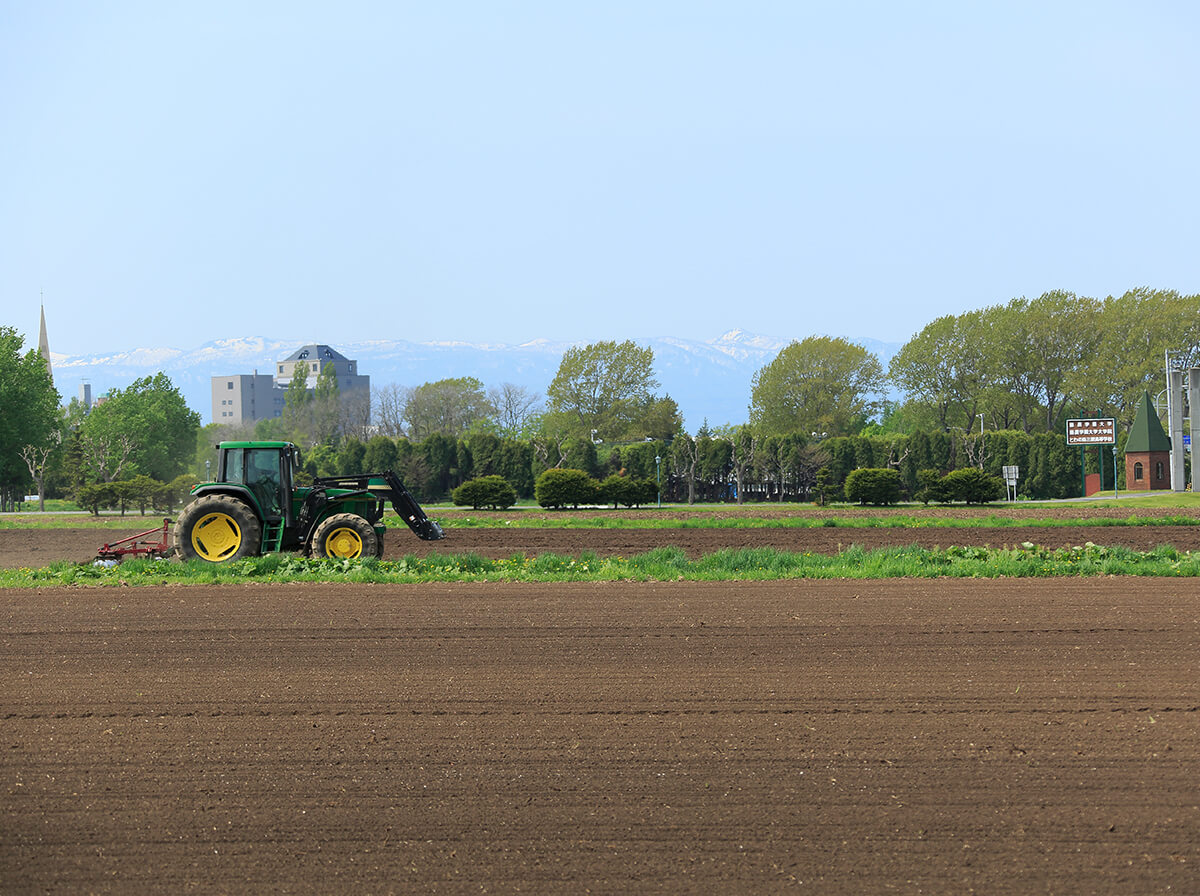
4 542 1200 587
437 513 1200 530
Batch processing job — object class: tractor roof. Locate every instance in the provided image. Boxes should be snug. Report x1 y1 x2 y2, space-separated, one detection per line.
217 441 298 450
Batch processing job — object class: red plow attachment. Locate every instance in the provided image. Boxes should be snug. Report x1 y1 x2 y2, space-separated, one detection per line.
95 519 173 565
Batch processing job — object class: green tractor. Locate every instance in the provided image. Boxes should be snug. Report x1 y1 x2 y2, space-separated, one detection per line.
173 441 444 563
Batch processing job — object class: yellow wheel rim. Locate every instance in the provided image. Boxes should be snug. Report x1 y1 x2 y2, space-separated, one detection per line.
323 527 364 559
191 512 243 561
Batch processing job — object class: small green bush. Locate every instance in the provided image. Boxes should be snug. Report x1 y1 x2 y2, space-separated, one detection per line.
452 475 518 510
940 468 1004 504
916 469 946 504
598 475 658 508
844 468 903 506
534 468 599 509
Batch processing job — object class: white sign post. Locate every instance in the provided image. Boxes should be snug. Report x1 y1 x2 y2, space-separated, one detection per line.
1002 465 1019 502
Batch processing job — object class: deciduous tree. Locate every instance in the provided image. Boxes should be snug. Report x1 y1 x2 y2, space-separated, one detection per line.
0 326 60 509
546 341 660 442
750 336 883 437
403 377 496 441
76 373 199 483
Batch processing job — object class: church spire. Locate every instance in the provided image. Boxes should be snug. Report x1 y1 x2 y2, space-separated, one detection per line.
38 298 52 383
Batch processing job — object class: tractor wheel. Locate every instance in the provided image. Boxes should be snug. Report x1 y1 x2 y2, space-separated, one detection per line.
174 495 262 563
312 513 379 560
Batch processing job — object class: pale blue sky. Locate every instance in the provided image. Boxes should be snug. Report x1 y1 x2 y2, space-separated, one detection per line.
5 1 1199 357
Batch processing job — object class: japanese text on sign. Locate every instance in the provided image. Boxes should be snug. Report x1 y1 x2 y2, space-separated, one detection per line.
1066 418 1116 446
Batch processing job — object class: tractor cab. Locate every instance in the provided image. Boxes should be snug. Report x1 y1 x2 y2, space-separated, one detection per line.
217 442 298 524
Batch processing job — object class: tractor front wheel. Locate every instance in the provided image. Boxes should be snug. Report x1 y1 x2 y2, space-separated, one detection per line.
312 514 379 560
174 495 262 563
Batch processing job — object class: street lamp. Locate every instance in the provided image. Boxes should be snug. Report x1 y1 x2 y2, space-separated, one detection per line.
655 455 661 508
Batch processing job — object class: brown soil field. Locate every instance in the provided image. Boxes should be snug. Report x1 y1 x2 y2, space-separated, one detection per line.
4 578 1200 893
4 520 1200 568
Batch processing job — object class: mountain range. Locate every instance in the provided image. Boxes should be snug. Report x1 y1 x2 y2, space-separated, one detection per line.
49 330 904 431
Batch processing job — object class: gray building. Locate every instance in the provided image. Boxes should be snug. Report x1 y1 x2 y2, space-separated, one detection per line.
212 372 281 424
212 344 370 425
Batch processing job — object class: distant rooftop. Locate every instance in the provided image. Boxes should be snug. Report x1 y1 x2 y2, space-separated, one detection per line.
280 344 348 363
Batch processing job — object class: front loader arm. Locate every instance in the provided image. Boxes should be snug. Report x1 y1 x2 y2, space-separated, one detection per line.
311 472 445 541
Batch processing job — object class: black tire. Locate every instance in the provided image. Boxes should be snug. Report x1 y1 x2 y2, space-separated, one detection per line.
311 513 379 560
174 494 262 563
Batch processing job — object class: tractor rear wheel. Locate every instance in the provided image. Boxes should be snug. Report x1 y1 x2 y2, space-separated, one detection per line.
312 513 379 560
174 495 262 563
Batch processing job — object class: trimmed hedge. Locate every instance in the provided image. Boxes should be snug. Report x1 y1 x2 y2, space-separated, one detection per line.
534 468 598 509
451 475 518 510
843 468 904 506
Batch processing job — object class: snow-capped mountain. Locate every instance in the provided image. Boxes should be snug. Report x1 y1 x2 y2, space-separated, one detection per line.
50 331 903 430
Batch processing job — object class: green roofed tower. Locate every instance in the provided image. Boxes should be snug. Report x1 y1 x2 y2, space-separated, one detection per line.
1124 391 1171 490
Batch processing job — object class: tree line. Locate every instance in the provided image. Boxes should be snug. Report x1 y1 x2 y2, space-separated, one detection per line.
3 286 1195 509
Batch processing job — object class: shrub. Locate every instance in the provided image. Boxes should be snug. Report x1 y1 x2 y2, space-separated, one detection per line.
534 468 599 509
940 468 1004 504
915 469 947 504
843 467 903 506
598 475 658 508
452 475 518 510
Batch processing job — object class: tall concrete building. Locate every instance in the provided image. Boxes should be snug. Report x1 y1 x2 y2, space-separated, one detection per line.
211 344 370 425
212 372 281 423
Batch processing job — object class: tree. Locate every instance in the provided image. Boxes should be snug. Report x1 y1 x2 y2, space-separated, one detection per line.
281 362 314 446
0 327 60 510
22 436 60 511
452 475 517 510
76 373 199 483
889 313 989 432
1074 289 1200 429
844 468 904 505
1009 291 1103 431
403 377 496 441
715 424 757 505
750 337 883 437
314 362 342 442
373 383 408 437
491 383 543 438
535 468 598 509
545 340 660 442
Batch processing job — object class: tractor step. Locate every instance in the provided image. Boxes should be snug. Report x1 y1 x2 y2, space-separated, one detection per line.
261 521 286 553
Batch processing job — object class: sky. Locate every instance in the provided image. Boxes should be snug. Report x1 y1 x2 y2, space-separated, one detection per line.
5 1 1200 358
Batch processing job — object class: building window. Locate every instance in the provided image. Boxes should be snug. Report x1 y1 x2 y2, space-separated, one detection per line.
1156 461 1165 481
1134 462 1144 481
227 381 234 389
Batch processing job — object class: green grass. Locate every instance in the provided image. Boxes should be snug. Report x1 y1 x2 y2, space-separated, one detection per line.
5 541 1200 587
420 512 1200 531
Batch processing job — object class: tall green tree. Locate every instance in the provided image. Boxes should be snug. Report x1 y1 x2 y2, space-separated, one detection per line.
77 373 200 482
750 336 883 437
1074 289 1200 428
281 361 314 445
1012 290 1103 431
403 377 497 441
889 313 989 432
545 340 660 442
312 361 341 446
0 326 60 509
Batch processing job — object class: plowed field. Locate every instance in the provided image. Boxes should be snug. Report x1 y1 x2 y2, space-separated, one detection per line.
5 579 1200 893
4 515 1200 892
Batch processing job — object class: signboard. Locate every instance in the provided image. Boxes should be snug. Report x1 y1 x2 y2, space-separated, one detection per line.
1066 418 1116 446
1002 465 1019 484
